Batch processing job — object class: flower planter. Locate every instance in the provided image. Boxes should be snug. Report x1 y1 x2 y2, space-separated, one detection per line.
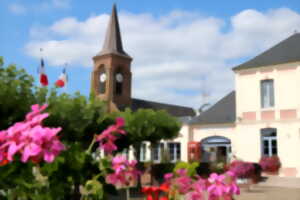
262 171 279 177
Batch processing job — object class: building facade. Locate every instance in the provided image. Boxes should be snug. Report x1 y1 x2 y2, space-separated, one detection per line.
183 33 300 177
92 5 300 177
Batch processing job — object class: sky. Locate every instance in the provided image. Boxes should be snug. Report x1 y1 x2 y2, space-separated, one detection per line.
1 0 300 109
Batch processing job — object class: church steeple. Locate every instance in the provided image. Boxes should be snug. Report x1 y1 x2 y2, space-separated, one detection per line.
92 4 132 112
97 4 131 58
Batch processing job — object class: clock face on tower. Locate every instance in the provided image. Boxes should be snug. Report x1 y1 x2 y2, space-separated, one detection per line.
116 73 123 82
100 73 107 82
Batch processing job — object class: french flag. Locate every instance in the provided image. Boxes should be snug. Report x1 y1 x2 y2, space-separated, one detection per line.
55 68 67 88
38 58 48 86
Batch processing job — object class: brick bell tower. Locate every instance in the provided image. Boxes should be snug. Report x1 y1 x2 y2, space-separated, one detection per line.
91 4 132 112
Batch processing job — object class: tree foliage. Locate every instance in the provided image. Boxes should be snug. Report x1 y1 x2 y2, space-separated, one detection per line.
0 56 182 199
0 57 35 129
116 108 181 162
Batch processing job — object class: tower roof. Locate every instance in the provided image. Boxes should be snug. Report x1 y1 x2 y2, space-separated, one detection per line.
233 33 300 71
97 4 131 58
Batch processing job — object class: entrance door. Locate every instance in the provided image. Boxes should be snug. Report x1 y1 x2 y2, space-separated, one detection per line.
201 136 231 163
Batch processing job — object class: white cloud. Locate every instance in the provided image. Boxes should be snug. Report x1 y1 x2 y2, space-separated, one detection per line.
52 0 71 9
24 8 300 108
9 3 27 15
8 0 71 15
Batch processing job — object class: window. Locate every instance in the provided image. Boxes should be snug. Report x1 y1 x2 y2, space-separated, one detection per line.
168 143 181 162
261 128 277 156
152 143 164 162
98 67 106 94
140 143 147 161
261 80 274 108
115 68 123 95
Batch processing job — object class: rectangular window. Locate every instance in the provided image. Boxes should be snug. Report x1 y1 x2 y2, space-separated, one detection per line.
271 140 277 155
168 143 181 162
152 143 164 163
262 137 277 156
261 80 274 108
140 143 147 161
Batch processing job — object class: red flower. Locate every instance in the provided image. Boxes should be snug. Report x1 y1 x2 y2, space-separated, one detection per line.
142 187 154 200
159 183 169 193
0 152 8 166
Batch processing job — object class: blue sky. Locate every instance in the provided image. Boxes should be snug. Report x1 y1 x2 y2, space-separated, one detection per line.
1 0 300 108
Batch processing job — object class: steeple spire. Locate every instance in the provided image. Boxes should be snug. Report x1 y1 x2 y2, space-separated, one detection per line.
97 4 130 58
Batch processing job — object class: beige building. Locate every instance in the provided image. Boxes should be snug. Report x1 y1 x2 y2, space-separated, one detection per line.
92 5 300 177
183 32 300 177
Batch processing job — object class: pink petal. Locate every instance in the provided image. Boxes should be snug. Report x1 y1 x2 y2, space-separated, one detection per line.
164 173 173 180
51 140 65 152
44 151 55 163
7 142 23 161
21 143 41 162
207 185 216 193
116 117 125 127
217 175 226 182
216 186 224 196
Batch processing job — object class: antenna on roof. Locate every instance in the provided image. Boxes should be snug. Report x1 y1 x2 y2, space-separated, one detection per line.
201 77 210 104
198 77 211 115
294 30 298 34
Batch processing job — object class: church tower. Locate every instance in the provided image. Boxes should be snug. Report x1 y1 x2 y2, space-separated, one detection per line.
91 4 132 112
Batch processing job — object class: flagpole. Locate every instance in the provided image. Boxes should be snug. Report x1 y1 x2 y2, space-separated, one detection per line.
64 62 68 93
39 48 43 87
38 47 49 88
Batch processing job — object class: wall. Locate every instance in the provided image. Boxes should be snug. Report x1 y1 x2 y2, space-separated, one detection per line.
234 62 300 177
235 62 300 122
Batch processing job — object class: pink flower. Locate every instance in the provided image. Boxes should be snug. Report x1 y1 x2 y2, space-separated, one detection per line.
0 104 65 163
101 140 118 154
116 117 125 127
112 155 127 173
106 156 140 188
96 117 126 154
25 104 48 121
207 173 228 197
176 168 188 176
164 173 173 181
186 191 203 200
185 178 206 200
225 171 240 195
176 176 193 193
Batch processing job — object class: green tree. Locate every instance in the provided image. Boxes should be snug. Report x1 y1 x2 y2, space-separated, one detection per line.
118 108 181 162
36 89 108 199
0 57 36 129
0 57 110 199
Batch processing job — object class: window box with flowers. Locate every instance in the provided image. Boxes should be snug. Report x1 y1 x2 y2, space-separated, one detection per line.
259 156 281 175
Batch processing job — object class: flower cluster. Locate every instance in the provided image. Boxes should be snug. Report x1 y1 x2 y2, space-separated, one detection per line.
161 169 240 200
259 156 281 172
141 185 169 200
0 104 65 164
96 117 126 154
106 155 140 188
228 160 255 179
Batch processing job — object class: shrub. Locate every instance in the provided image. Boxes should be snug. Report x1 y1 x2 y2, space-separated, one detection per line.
151 163 175 182
196 162 210 178
210 161 226 174
259 156 281 173
252 163 262 183
173 161 199 177
228 160 255 179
